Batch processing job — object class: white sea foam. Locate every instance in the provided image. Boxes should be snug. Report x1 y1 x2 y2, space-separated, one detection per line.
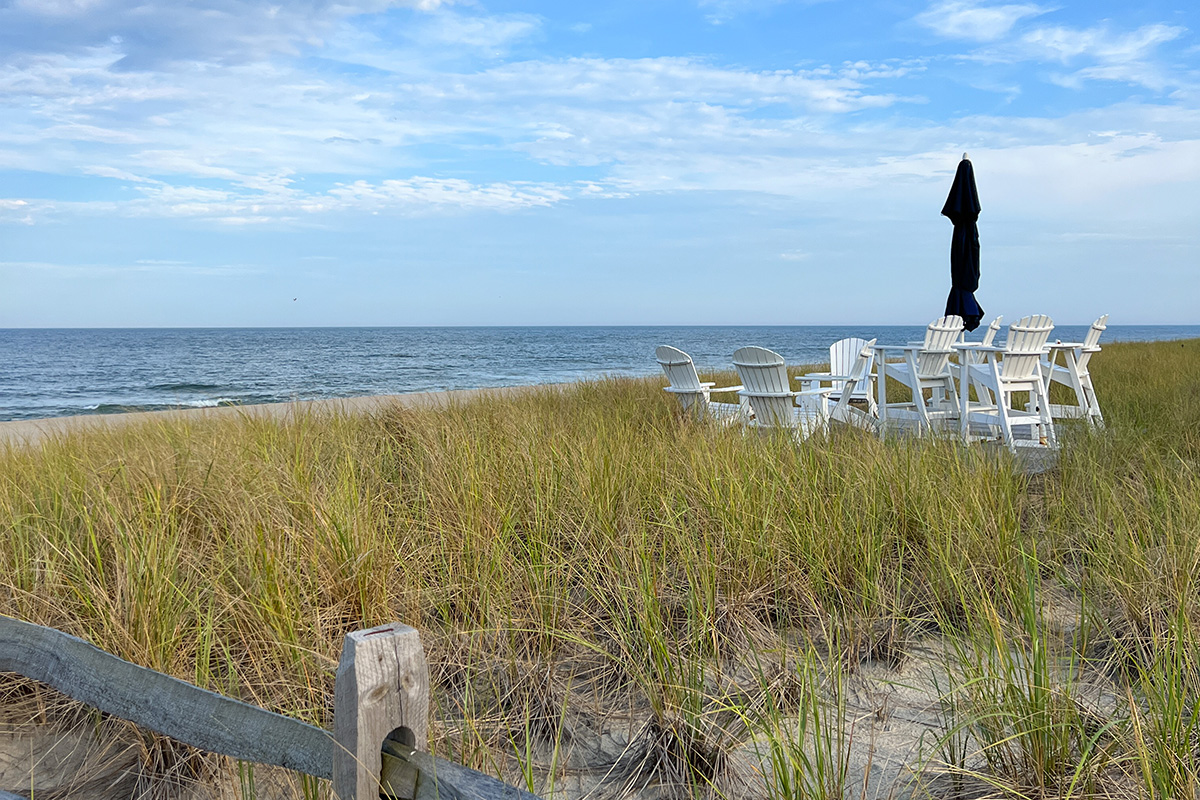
181 398 238 408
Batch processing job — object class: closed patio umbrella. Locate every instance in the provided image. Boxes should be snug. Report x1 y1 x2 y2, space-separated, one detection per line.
942 154 984 332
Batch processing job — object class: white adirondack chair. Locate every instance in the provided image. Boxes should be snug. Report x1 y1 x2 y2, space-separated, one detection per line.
733 346 832 440
797 339 878 431
965 316 1004 406
876 315 964 435
957 314 1057 452
802 337 877 415
1035 314 1108 428
656 345 746 423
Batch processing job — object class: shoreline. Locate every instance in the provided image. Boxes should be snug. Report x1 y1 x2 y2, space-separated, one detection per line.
0 385 544 448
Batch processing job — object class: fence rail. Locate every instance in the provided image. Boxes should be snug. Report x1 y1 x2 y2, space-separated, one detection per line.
0 615 540 800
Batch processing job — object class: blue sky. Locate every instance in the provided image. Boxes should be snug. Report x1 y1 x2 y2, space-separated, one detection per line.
1 0 1196 326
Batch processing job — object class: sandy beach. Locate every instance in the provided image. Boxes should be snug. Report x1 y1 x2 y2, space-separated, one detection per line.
0 386 543 449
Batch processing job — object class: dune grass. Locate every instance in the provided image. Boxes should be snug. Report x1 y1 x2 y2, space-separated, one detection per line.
2 338 1200 798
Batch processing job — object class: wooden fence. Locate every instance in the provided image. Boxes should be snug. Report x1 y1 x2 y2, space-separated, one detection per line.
0 615 541 800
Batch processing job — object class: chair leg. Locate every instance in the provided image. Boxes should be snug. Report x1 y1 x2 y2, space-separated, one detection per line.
996 389 1016 452
942 375 959 420
1034 379 1057 448
878 365 889 440
1064 366 1092 429
959 363 971 445
905 353 930 436
1081 374 1104 429
789 409 819 443
913 384 932 435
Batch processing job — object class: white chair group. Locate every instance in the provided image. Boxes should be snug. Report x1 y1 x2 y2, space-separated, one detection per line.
657 313 1108 452
654 345 747 424
656 339 878 441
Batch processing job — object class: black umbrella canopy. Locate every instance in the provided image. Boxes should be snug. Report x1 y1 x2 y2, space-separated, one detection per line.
942 156 984 332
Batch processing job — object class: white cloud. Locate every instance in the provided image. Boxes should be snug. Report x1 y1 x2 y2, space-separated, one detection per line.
697 0 789 25
10 0 108 16
419 10 541 50
327 177 568 211
1009 22 1187 90
9 25 1195 231
0 44 919 191
936 12 1189 92
439 57 912 112
83 165 157 182
9 174 576 223
1021 23 1184 63
916 0 1049 42
1 0 1193 241
0 258 261 275
0 198 37 225
40 122 144 144
0 0 452 66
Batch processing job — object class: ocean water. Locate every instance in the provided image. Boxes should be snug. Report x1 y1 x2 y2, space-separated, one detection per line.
1 325 1198 422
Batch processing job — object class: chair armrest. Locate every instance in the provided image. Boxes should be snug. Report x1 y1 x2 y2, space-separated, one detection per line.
874 344 924 353
796 387 835 396
797 372 851 381
663 387 705 394
739 390 798 398
954 344 1004 353
700 382 716 388
709 385 743 393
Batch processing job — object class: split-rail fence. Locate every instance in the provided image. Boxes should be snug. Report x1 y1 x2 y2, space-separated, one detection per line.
0 616 541 800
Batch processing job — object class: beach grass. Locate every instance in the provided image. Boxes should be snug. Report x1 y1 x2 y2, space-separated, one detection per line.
3 338 1200 798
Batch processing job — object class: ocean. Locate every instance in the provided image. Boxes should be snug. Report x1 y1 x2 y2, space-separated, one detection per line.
1 325 1197 422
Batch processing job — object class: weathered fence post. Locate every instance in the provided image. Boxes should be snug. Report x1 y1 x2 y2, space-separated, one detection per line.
332 622 430 800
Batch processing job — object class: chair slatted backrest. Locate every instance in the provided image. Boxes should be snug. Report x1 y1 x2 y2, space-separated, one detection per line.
733 346 794 428
831 339 877 420
964 316 1004 365
981 316 1004 347
829 337 873 396
848 339 877 384
917 315 964 377
656 346 705 392
1076 314 1108 372
1001 314 1054 381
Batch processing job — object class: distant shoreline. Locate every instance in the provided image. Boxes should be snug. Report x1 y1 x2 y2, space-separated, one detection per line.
0 386 542 448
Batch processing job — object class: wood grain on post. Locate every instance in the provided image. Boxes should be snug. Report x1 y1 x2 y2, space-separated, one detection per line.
333 622 430 800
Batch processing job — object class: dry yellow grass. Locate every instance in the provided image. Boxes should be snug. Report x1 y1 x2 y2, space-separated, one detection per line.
2 338 1200 798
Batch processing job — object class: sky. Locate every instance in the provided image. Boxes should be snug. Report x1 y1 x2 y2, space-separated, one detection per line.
1 0 1197 327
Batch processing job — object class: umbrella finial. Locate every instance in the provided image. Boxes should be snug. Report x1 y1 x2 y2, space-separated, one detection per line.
962 152 969 161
